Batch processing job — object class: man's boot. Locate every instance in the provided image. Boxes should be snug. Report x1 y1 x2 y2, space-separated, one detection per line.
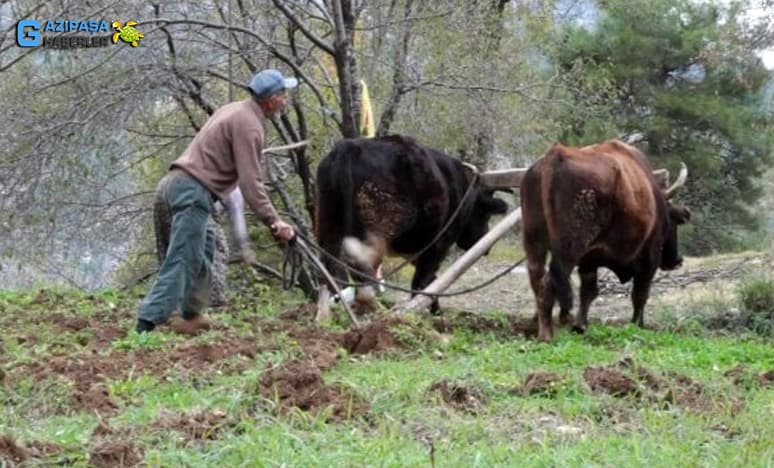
169 314 214 336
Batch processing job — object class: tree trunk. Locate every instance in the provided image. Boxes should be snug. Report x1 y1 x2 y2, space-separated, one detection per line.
331 0 361 138
460 0 511 168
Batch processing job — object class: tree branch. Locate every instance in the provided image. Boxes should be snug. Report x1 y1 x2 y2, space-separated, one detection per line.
270 0 336 55
142 18 337 125
377 0 416 136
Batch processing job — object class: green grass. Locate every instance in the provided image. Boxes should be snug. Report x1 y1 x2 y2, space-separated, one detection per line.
0 286 772 467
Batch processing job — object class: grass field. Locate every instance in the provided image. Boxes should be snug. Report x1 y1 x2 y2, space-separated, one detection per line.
0 271 772 467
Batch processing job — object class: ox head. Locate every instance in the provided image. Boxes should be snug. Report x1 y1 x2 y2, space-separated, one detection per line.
456 163 509 250
660 163 691 270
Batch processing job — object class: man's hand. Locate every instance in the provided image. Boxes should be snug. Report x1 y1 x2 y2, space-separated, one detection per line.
240 245 257 265
270 220 295 243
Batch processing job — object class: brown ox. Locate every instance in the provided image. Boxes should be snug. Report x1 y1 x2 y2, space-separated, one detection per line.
520 139 690 342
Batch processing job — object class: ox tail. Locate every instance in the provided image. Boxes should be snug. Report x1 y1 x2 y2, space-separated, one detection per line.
549 258 573 312
540 145 574 312
343 142 358 239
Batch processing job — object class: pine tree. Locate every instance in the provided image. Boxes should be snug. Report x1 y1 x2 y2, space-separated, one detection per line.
551 0 774 253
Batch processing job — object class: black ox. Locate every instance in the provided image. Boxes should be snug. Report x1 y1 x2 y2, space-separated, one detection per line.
314 135 508 320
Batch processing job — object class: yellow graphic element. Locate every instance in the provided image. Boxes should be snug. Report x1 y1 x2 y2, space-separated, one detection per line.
112 21 143 47
360 80 375 137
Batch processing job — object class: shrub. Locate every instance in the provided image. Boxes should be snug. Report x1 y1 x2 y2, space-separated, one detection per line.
737 276 774 337
737 277 774 315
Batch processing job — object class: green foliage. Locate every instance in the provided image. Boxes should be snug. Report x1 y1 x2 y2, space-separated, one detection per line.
738 276 774 313
549 0 774 254
737 276 774 336
112 329 180 351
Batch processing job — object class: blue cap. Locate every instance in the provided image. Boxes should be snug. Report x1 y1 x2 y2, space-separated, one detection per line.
247 69 298 98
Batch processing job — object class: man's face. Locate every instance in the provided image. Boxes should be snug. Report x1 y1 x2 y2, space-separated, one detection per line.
267 91 289 116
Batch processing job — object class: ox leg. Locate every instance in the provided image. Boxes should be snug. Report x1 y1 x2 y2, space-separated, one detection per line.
315 249 349 323
341 236 382 315
316 260 348 322
631 273 653 328
316 285 332 322
550 257 575 328
412 255 443 314
573 268 598 334
354 276 379 316
526 251 546 302
526 243 547 327
536 272 556 342
527 246 556 342
537 255 575 341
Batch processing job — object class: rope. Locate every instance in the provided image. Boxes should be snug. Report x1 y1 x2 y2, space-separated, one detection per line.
280 240 304 291
293 230 524 299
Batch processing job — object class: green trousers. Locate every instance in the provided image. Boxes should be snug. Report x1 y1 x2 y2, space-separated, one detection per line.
140 170 216 324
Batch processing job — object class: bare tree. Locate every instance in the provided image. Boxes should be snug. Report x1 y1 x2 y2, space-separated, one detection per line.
0 0 563 291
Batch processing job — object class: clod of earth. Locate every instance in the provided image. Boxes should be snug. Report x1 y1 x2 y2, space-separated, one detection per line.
88 422 142 468
259 360 368 422
758 370 774 387
429 379 487 413
662 372 715 413
617 357 662 391
340 318 403 354
724 364 749 385
60 316 90 332
71 383 118 415
518 372 564 396
88 441 143 468
156 408 230 441
584 366 640 397
0 435 29 465
725 367 774 388
0 435 62 466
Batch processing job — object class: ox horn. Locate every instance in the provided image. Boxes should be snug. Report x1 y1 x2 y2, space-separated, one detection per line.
664 162 688 199
462 162 479 183
462 162 479 174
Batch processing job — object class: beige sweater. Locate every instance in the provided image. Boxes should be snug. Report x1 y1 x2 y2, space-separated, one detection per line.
172 98 280 226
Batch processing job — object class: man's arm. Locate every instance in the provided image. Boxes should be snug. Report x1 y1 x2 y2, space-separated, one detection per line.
232 126 280 228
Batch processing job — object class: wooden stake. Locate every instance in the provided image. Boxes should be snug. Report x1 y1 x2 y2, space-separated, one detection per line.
262 140 310 154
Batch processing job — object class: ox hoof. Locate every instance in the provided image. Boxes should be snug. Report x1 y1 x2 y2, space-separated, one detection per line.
559 312 574 327
354 287 378 316
353 299 377 316
537 330 554 343
571 323 587 334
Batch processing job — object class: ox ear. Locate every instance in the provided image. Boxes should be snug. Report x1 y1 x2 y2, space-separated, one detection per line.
652 169 669 190
483 194 509 215
670 205 691 225
462 162 479 184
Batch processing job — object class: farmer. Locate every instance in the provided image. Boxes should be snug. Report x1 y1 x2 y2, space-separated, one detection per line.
136 69 297 334
154 186 254 308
